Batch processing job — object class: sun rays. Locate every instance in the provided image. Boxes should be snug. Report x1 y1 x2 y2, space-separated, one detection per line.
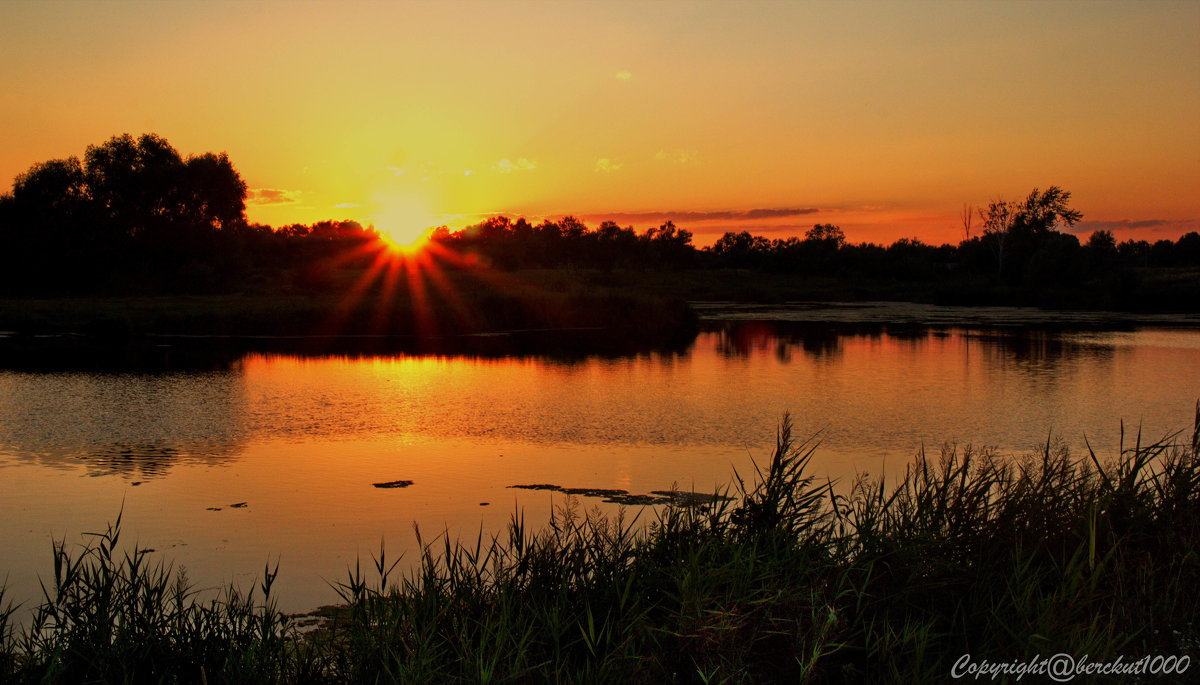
315 235 521 341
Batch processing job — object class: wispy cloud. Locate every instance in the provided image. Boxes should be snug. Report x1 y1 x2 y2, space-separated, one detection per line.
585 207 821 224
655 149 698 164
333 202 361 209
493 158 537 173
385 165 406 176
247 188 301 205
1073 218 1196 236
615 70 632 81
594 158 623 173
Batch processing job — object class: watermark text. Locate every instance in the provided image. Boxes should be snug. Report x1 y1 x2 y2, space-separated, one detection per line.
951 653 1190 682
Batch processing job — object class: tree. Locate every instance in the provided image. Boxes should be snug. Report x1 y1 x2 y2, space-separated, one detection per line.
0 157 98 291
979 186 1082 283
642 221 695 268
1176 232 1200 267
1086 229 1117 253
710 231 771 268
178 152 247 231
83 133 247 240
1011 186 1082 237
804 223 845 248
0 133 250 293
84 133 179 238
5 157 93 241
980 198 1016 281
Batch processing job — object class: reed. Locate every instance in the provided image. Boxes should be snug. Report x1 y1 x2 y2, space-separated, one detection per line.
2 405 1197 683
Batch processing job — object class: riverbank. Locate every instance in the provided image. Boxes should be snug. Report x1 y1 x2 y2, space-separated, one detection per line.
0 275 698 368
3 410 1196 683
4 263 1198 336
6 264 1200 370
508 265 1200 314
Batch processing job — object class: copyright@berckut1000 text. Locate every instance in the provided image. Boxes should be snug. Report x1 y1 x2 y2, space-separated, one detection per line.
951 653 1190 681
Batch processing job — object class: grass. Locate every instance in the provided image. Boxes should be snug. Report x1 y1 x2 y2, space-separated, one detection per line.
2 406 1198 683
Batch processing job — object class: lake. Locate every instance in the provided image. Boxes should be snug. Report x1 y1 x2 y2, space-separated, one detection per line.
2 304 1198 615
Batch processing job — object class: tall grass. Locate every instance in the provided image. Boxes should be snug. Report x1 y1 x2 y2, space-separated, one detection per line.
3 405 1198 683
0 511 323 683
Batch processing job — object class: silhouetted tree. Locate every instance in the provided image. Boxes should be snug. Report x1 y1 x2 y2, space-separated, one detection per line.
980 186 1082 284
1025 231 1082 288
710 231 771 268
1012 187 1083 236
0 133 249 293
981 198 1017 282
83 134 246 241
0 157 99 290
1117 239 1151 269
641 221 695 268
1176 232 1200 267
804 223 845 248
1086 229 1117 253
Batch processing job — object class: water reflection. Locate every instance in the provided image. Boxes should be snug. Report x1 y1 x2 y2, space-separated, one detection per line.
714 321 845 362
0 369 250 478
969 330 1116 369
710 320 1132 373
1 319 1196 617
1 323 1196 483
0 326 697 373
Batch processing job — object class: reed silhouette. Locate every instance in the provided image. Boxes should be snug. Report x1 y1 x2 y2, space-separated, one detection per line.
2 407 1197 682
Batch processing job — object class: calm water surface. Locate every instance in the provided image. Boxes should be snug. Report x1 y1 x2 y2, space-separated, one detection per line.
2 320 1198 613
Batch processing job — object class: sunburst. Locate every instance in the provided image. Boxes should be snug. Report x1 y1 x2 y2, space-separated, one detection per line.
315 226 527 343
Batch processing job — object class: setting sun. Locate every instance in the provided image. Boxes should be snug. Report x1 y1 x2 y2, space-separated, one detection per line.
373 197 435 254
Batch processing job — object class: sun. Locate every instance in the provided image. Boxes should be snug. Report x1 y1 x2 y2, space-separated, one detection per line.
373 198 435 254
378 226 432 255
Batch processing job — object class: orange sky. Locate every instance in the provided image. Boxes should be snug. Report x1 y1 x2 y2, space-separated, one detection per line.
1 0 1197 246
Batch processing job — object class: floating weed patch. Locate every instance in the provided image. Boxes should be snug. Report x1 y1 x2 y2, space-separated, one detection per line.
372 480 415 489
2 404 1198 683
508 483 734 507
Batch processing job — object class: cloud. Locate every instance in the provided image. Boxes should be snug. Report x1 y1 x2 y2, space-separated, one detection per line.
594 158 623 173
385 165 406 176
742 208 822 220
655 149 698 164
493 158 537 173
585 207 821 224
333 202 361 209
1072 218 1196 236
615 70 632 81
247 188 301 205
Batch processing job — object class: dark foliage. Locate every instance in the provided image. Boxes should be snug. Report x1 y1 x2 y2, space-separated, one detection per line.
3 137 1199 311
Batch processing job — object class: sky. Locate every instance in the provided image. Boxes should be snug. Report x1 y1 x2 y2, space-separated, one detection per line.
1 0 1197 246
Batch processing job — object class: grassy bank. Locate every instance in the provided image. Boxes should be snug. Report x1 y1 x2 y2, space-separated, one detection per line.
2 409 1198 683
4 262 1197 341
513 265 1200 312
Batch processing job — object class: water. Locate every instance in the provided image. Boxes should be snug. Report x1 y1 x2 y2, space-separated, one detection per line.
2 313 1198 614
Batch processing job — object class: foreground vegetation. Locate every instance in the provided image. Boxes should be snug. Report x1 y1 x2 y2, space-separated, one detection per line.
3 408 1198 683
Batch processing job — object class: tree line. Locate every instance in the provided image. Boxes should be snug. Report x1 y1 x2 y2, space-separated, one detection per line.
0 134 390 294
2 133 1198 300
434 190 1200 295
